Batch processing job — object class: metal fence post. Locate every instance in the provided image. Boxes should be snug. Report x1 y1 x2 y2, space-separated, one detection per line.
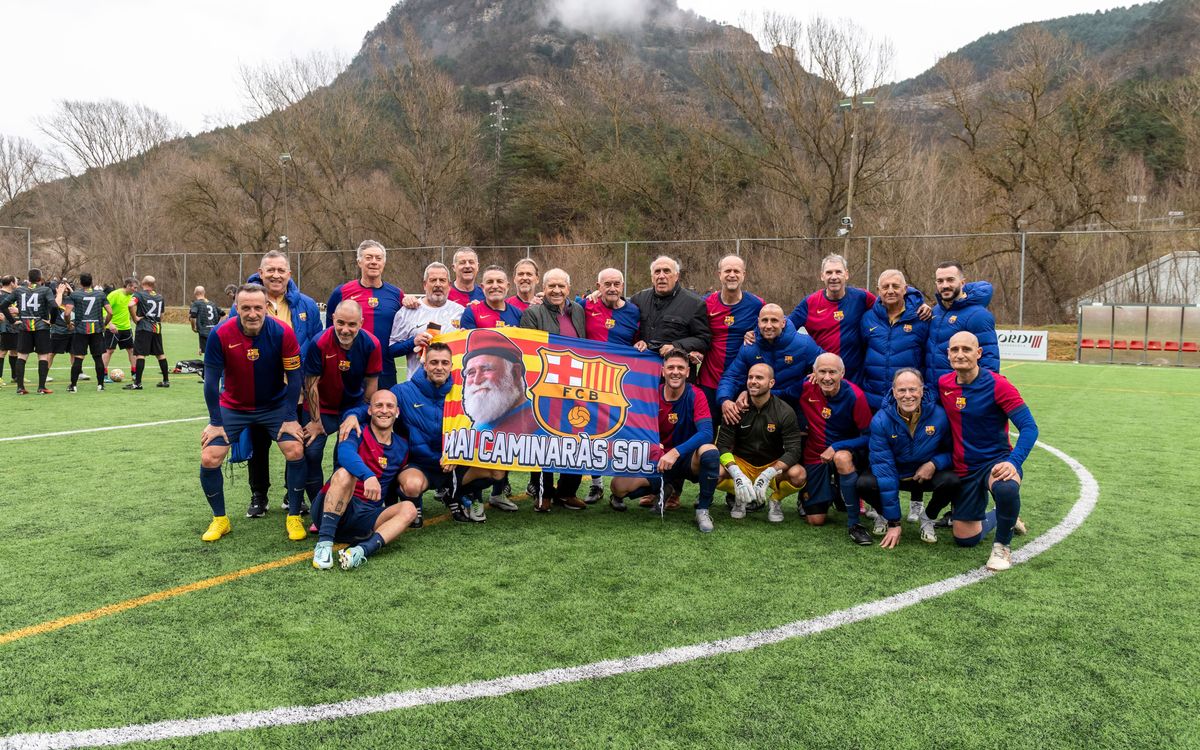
238 253 244 283
525 245 531 260
182 252 188 304
439 245 445 265
132 254 138 278
735 238 741 257
295 250 302 290
623 241 630 285
1018 232 1027 327
865 236 873 287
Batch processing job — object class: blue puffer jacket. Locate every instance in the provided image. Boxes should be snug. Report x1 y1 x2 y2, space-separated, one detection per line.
860 297 929 411
345 366 450 469
241 273 323 346
926 281 999 383
716 320 824 405
867 387 952 521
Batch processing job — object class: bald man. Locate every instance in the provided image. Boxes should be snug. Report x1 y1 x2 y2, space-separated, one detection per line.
127 275 169 390
310 389 416 571
939 331 1037 572
300 299 383 506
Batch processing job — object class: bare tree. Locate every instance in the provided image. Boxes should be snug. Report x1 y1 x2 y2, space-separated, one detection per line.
697 14 901 237
0 134 49 219
38 99 183 175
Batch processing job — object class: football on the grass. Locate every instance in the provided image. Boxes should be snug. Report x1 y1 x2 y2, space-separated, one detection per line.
109 368 125 382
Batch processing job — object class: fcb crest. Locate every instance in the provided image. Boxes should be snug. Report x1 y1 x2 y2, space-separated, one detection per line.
723 315 735 327
367 297 379 308
903 324 912 332
949 315 958 324
821 407 832 419
925 425 936 435
604 318 615 329
784 355 794 365
955 396 966 410
833 310 844 321
530 348 630 439
766 423 776 433
667 412 679 424
299 312 307 321
377 456 388 468
246 348 260 361
338 359 351 371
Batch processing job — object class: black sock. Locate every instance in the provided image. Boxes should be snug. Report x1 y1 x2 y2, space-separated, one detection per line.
0 355 5 379
7 355 15 382
38 360 48 389
71 358 84 387
13 358 25 389
134 358 144 385
158 358 169 382
93 355 106 384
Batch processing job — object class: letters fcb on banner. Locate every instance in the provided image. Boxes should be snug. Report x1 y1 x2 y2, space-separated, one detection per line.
439 328 661 476
997 329 1049 361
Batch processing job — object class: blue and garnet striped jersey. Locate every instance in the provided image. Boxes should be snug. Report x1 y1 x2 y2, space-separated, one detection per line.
505 295 534 315
698 291 763 389
205 316 301 421
449 283 485 307
335 427 409 502
326 280 402 382
659 384 713 457
583 297 640 346
302 328 383 415
938 369 1038 476
788 288 877 383
460 299 522 329
798 379 873 464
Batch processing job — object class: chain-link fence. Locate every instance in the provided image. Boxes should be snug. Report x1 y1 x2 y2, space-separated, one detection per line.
80 227 1197 325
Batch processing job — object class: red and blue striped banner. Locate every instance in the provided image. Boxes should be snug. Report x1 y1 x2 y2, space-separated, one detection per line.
440 327 661 476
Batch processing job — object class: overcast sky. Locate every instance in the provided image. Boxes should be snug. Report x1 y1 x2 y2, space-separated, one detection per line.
3 0 1138 148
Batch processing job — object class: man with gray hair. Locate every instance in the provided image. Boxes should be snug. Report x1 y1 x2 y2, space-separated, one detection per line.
448 246 484 306
629 255 710 362
327 240 403 388
389 261 465 380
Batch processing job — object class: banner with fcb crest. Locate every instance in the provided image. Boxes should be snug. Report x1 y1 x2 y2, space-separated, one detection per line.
439 327 661 476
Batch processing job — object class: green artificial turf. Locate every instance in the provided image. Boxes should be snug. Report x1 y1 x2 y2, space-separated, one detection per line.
0 333 1197 749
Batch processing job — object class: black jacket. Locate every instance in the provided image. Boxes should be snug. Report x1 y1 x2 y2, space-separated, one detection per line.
519 299 586 336
715 393 804 468
628 283 711 354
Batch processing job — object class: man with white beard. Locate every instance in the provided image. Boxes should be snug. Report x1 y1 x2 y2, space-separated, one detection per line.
460 328 536 433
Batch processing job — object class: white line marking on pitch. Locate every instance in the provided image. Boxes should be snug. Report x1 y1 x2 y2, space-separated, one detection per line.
0 439 1098 750
0 417 206 443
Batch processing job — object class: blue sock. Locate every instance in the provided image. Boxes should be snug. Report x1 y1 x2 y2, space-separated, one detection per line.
697 451 719 510
200 466 225 516
624 477 663 500
359 532 385 557
285 458 306 515
954 532 983 548
318 512 341 544
981 509 998 538
991 480 1020 545
840 472 861 527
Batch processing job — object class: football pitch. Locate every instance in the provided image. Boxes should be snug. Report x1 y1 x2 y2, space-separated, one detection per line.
1 324 1197 749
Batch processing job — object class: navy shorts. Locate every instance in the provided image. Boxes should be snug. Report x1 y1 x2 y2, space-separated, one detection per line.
409 463 467 494
954 462 1023 522
662 449 698 492
311 495 385 543
211 407 298 448
802 462 837 513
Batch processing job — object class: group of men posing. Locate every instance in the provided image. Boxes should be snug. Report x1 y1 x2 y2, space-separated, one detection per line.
195 241 1036 574
0 271 178 393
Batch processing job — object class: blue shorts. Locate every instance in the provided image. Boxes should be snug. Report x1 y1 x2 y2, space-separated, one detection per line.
662 450 698 492
954 462 1023 522
311 495 384 543
211 407 297 448
803 462 837 513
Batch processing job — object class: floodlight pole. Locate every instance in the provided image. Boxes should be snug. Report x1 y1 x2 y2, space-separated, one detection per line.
1 225 32 270
838 96 876 255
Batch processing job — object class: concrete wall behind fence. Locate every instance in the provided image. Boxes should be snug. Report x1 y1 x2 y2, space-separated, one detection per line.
124 228 1200 326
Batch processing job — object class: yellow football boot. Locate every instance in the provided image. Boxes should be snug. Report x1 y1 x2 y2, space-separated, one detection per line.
286 514 308 541
201 515 231 542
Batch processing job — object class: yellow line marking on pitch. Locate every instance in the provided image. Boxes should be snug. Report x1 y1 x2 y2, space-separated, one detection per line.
0 510 457 647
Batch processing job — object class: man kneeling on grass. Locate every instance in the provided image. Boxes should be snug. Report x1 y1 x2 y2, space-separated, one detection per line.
311 389 413 570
